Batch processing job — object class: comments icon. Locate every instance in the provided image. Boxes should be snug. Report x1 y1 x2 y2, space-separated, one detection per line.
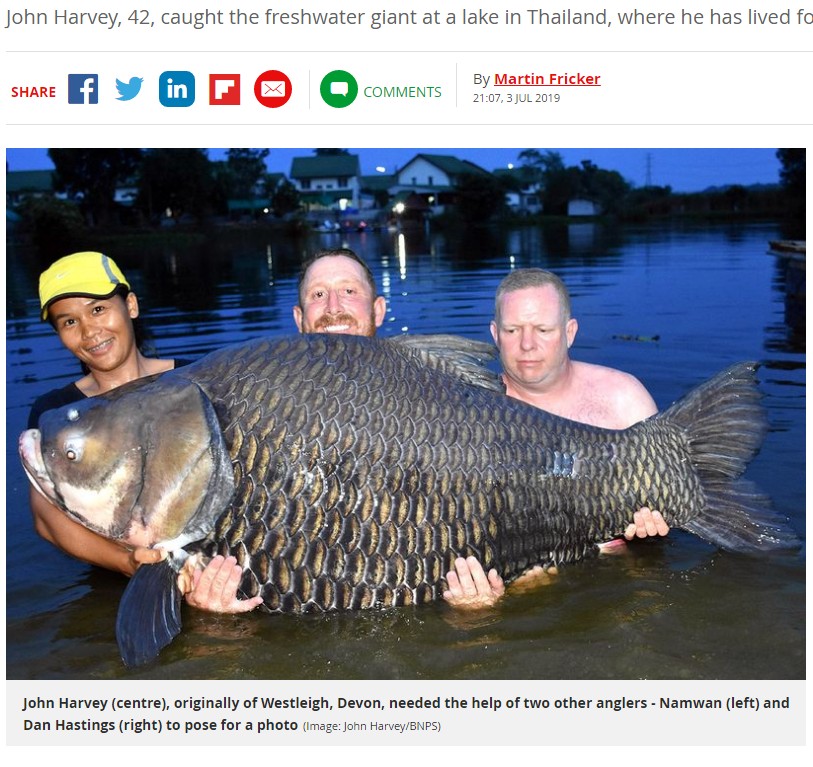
330 82 349 97
321 70 358 108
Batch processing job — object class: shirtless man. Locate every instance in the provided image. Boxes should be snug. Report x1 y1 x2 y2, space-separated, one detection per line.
444 268 669 607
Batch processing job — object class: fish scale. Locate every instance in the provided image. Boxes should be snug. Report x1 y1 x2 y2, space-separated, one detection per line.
178 334 703 611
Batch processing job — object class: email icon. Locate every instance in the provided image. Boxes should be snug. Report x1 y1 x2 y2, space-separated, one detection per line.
262 80 285 97
254 69 292 107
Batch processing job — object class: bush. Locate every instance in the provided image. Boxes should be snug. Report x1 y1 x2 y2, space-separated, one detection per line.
17 196 87 258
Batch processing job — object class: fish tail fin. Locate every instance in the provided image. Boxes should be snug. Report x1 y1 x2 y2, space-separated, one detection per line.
660 361 799 552
116 559 183 668
684 479 797 551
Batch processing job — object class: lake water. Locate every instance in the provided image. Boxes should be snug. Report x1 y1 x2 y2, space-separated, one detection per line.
5 221 805 680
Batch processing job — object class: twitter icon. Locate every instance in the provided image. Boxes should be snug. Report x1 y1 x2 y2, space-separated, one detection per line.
116 77 143 101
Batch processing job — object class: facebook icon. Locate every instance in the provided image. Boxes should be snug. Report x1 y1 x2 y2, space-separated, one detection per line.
68 74 99 104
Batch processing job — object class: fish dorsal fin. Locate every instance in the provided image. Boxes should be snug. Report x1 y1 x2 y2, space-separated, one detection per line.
388 334 505 393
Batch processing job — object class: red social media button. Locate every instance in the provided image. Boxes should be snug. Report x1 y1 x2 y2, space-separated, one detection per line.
209 74 240 105
254 70 291 108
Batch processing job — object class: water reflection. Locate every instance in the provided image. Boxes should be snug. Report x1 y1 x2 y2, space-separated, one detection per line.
397 233 407 279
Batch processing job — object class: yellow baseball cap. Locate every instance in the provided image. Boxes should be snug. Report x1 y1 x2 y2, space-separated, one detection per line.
39 252 130 320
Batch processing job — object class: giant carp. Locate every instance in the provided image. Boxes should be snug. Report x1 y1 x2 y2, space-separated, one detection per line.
19 333 798 667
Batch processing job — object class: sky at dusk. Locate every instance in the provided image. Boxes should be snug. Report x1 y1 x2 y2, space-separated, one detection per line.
6 147 782 193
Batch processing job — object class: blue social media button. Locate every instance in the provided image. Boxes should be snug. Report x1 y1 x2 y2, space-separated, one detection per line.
159 71 195 107
68 74 99 104
116 76 143 101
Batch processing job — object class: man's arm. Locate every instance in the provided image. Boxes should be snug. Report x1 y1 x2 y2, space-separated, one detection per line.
30 487 150 574
30 487 259 613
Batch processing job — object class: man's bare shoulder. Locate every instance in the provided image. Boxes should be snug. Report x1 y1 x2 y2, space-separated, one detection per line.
571 360 639 387
572 361 657 425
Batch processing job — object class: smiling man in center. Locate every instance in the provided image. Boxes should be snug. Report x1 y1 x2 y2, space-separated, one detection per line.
293 248 386 337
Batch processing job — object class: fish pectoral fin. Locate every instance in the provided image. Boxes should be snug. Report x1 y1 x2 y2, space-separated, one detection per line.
388 334 504 393
115 559 183 668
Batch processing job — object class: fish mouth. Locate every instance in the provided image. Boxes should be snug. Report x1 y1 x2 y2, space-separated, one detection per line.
19 429 58 502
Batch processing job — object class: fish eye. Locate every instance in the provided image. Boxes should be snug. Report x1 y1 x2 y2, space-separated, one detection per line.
67 408 79 422
63 439 83 462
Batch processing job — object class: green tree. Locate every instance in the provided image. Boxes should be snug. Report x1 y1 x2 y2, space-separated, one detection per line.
518 150 632 215
777 148 805 193
373 188 391 209
541 166 582 215
18 196 87 258
723 184 749 213
776 148 805 229
48 148 142 227
137 149 215 222
225 148 270 199
269 179 301 218
622 185 673 218
518 150 574 214
518 149 564 183
580 161 631 215
454 172 507 222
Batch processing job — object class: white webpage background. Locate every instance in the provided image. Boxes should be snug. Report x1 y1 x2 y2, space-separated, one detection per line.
2 0 810 760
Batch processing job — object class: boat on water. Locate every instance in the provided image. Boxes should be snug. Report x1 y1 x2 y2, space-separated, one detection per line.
312 219 341 233
769 239 806 256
